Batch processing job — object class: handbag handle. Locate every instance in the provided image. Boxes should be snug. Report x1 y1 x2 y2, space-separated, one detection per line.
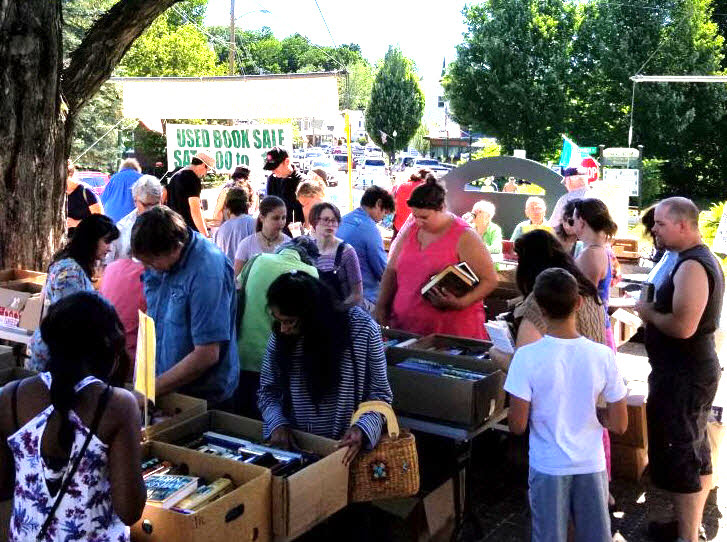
350 400 399 438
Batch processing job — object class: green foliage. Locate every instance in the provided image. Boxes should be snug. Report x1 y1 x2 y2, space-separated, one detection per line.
63 0 123 171
409 123 431 155
640 158 667 206
365 47 425 158
472 139 502 159
443 0 577 161
119 12 224 77
357 136 369 146
698 200 726 246
340 61 374 110
166 0 207 29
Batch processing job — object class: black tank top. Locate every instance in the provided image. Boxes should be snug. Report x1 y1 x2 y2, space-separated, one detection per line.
645 244 724 374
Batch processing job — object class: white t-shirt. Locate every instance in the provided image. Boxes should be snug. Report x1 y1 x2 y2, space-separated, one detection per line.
504 335 626 475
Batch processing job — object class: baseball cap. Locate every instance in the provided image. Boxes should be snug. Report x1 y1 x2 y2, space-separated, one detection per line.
563 166 585 177
192 151 216 172
263 146 289 170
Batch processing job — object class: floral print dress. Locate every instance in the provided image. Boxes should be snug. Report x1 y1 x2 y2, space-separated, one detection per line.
7 373 129 541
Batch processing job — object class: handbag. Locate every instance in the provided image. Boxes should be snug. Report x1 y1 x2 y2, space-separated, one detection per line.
348 400 420 502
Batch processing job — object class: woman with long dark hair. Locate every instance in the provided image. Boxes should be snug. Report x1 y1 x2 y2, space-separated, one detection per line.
554 199 584 258
0 292 145 540
489 229 606 371
28 214 120 370
258 272 392 465
233 195 289 276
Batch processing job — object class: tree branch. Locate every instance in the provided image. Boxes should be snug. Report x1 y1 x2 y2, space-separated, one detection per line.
62 0 184 115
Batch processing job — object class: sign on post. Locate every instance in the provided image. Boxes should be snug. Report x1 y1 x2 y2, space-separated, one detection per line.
581 157 600 184
166 123 293 174
603 168 640 197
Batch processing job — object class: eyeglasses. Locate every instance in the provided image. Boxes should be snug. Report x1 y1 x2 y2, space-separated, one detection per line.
317 218 339 225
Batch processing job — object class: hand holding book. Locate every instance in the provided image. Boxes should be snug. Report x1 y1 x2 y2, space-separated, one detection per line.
425 286 466 310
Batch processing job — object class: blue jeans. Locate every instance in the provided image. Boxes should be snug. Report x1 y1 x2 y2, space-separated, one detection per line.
528 468 611 542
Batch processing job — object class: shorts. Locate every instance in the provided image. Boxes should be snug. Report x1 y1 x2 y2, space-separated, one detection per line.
528 468 611 542
646 365 721 494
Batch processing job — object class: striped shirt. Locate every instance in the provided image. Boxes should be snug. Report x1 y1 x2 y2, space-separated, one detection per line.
258 307 393 447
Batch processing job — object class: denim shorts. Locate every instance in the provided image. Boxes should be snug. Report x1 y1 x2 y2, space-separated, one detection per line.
529 468 611 542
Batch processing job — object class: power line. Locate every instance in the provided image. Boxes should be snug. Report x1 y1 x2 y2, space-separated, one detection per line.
312 0 336 48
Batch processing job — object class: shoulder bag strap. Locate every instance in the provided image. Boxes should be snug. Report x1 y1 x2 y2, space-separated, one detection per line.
37 385 112 539
334 242 346 270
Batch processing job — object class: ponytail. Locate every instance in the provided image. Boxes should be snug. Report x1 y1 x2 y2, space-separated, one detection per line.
40 292 127 455
574 198 618 239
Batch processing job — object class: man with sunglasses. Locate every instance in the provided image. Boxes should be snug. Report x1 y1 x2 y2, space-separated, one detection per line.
549 166 592 230
166 151 215 237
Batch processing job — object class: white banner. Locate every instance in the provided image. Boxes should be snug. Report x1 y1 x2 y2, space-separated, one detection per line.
166 123 293 173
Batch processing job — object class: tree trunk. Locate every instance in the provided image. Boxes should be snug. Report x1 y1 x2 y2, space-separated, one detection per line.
0 0 183 269
0 1 66 270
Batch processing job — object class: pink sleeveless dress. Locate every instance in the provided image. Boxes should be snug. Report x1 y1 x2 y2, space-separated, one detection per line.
391 216 486 339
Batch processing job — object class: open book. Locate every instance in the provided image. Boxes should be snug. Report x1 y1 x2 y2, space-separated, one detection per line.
420 262 479 300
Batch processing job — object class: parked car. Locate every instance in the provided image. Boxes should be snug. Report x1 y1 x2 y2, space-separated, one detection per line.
411 158 449 177
332 154 352 172
75 170 109 197
302 150 325 172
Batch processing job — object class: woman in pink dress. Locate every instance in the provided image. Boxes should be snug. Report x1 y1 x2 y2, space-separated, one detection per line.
375 175 498 339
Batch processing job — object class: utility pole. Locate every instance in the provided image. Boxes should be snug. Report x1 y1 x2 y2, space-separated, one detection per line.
229 0 235 75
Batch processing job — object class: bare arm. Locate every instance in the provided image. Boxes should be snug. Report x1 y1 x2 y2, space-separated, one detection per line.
89 202 104 215
603 397 628 434
576 245 606 287
188 196 209 237
108 389 146 525
344 281 364 308
508 395 530 435
213 188 227 223
636 260 709 339
374 226 409 325
234 259 247 278
156 343 220 397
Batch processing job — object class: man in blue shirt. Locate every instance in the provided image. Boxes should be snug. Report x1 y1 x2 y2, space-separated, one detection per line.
101 158 143 222
337 186 395 312
131 206 239 407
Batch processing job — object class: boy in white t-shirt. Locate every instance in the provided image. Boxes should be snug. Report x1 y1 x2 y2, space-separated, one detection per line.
504 268 628 542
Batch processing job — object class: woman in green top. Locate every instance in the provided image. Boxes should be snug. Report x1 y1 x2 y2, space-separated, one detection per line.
471 200 502 254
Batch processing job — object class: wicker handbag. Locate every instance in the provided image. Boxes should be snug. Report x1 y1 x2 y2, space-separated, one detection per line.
348 401 420 502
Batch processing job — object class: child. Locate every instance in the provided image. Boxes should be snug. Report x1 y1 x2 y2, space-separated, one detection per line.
504 268 628 542
0 292 146 541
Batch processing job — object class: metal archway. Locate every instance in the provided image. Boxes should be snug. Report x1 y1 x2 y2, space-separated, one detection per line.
440 156 567 238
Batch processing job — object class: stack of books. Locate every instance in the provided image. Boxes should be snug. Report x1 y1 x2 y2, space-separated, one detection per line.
420 262 479 300
395 358 488 381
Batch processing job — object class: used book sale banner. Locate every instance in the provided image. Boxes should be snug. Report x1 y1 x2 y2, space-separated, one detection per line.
166 123 293 174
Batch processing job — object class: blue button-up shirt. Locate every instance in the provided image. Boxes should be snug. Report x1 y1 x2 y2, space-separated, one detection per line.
100 168 142 223
142 230 239 404
337 207 387 304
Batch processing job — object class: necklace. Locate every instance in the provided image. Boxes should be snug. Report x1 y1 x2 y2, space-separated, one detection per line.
259 231 278 247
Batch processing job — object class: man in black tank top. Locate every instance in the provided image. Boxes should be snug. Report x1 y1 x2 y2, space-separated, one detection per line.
636 197 724 542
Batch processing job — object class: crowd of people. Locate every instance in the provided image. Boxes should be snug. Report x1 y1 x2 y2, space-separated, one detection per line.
1 149 723 542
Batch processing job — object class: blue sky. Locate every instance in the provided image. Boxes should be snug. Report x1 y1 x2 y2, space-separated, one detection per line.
204 0 470 85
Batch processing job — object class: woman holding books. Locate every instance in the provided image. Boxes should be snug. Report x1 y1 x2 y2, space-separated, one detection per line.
0 291 145 541
258 272 392 465
375 175 498 339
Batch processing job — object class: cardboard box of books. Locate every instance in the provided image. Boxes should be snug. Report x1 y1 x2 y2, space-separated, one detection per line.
140 392 208 441
0 281 44 331
393 334 492 365
151 410 349 542
385 344 505 427
0 268 46 286
381 328 420 349
133 441 271 542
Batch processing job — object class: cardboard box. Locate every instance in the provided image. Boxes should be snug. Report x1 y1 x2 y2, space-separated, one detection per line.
397 334 492 365
371 478 456 542
382 328 420 349
386 345 505 427
610 382 648 448
0 345 15 370
611 443 648 481
0 283 44 331
610 308 642 348
133 441 271 542
152 410 349 541
0 269 46 285
140 392 208 441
